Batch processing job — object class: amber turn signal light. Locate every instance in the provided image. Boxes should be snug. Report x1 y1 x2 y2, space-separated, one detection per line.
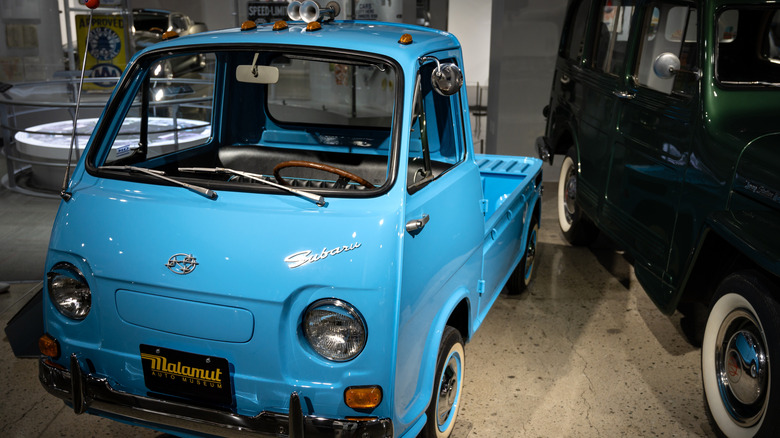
398 33 413 45
306 21 322 32
241 20 257 31
345 386 382 410
39 334 60 359
273 20 289 31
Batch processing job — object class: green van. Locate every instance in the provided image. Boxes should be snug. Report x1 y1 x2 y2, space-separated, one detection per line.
537 0 780 436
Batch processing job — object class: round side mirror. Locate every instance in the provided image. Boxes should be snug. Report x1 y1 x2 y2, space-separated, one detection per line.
432 63 463 96
653 52 681 79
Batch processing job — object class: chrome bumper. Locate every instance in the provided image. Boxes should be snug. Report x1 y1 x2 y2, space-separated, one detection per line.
39 355 393 438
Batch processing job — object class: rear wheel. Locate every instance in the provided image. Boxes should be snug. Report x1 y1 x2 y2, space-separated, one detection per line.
422 326 465 438
507 217 538 294
558 147 597 246
702 271 780 437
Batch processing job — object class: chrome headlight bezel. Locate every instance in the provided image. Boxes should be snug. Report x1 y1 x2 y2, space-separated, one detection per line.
302 298 367 362
46 262 91 320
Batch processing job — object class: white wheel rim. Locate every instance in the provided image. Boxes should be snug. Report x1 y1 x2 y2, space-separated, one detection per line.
435 342 464 437
703 293 770 437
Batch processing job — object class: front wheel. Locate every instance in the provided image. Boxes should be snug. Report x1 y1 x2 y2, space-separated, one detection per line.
422 326 465 438
702 271 780 437
558 147 597 246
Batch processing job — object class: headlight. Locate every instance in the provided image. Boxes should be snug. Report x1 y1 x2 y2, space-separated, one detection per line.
303 299 367 362
47 263 91 320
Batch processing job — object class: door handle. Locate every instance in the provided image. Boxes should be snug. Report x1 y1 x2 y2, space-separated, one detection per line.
612 90 635 100
560 74 570 85
406 214 430 234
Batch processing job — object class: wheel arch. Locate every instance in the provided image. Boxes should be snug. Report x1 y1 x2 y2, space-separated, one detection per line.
677 221 780 322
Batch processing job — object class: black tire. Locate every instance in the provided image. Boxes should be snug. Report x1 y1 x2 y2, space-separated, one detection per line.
507 217 538 294
421 326 465 438
558 147 598 246
702 271 780 437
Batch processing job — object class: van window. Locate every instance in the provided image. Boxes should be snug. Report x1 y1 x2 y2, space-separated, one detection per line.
592 0 636 75
635 3 698 95
716 7 780 85
562 0 594 62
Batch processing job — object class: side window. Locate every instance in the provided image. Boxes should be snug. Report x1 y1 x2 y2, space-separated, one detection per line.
103 52 214 165
635 3 698 95
592 0 636 75
562 0 594 62
408 60 465 192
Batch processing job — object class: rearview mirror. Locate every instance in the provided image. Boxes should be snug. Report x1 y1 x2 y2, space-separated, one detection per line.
236 65 279 84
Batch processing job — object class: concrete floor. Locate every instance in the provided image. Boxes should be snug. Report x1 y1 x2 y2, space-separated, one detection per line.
0 166 715 437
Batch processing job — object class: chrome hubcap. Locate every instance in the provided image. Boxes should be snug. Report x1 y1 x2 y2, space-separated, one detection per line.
715 309 769 427
563 169 577 224
437 356 460 427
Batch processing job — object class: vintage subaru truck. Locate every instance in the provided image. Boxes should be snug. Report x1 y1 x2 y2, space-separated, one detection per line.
37 3 542 437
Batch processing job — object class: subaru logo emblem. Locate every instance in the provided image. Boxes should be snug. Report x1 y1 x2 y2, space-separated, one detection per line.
165 253 198 275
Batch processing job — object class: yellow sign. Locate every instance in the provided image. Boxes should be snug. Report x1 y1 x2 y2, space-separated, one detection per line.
76 14 127 89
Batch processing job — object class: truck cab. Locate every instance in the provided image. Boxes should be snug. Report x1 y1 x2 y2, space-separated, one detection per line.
538 0 780 436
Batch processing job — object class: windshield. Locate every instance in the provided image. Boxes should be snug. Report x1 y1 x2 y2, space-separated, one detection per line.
716 6 780 86
88 48 399 198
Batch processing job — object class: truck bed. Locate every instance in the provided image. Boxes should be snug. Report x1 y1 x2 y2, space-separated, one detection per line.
475 154 543 322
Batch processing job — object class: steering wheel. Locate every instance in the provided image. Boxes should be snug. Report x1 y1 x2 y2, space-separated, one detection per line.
273 160 375 189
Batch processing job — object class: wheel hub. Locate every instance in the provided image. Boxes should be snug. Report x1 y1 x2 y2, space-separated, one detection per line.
564 172 577 220
715 309 769 427
437 357 459 425
724 329 766 405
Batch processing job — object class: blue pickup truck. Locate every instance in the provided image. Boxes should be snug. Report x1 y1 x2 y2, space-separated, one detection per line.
37 3 542 437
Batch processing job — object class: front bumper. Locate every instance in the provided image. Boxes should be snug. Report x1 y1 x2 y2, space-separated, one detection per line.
39 355 393 438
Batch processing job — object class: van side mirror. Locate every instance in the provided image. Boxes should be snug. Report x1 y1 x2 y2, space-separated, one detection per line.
653 52 701 80
653 52 681 79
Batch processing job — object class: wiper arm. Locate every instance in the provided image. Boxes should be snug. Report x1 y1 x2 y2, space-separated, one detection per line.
99 165 217 200
178 167 325 207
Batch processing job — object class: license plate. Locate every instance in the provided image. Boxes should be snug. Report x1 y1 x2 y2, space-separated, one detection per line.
140 344 232 405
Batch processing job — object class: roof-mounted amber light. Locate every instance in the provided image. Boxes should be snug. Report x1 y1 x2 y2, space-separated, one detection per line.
273 20 289 31
306 21 322 32
399 33 413 45
345 386 382 410
241 20 257 31
39 334 60 359
162 30 179 41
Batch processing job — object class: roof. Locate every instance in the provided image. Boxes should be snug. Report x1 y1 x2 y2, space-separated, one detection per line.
138 20 462 67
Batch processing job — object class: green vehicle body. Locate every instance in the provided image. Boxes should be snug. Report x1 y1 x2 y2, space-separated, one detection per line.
538 0 780 316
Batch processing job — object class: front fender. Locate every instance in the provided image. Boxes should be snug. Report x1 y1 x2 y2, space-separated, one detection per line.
396 287 471 428
707 208 780 280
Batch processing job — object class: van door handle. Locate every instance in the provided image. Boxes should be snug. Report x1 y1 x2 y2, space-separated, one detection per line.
406 214 430 234
613 90 635 100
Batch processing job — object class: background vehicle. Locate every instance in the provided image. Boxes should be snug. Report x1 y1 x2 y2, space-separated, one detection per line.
538 0 780 436
38 6 542 437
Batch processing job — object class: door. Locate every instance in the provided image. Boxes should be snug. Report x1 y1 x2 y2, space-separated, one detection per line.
395 56 484 417
576 0 639 214
605 1 698 287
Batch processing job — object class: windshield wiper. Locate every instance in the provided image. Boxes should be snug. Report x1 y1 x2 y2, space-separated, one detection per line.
178 167 325 207
99 165 217 200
